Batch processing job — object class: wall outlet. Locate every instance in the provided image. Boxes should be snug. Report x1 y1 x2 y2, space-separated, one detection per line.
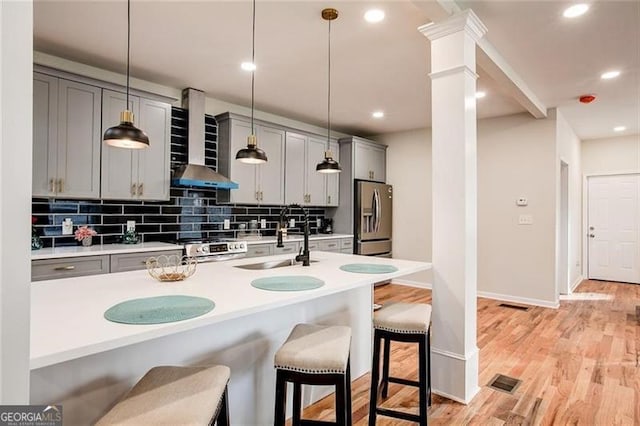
260 219 266 229
518 214 533 225
289 218 295 228
223 219 231 230
126 220 136 231
316 218 322 227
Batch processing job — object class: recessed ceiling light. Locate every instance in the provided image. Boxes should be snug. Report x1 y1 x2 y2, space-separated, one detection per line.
613 126 626 132
372 111 384 119
241 62 256 71
601 70 621 80
364 9 385 23
563 4 589 18
475 91 486 99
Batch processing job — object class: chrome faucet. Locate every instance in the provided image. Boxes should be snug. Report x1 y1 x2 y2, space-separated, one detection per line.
276 204 310 266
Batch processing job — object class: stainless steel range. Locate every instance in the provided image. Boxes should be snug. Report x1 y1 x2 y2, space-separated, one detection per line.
181 239 248 262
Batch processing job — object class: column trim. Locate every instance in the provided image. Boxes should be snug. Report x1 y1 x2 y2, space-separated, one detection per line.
431 346 479 362
419 9 487 42
429 65 478 81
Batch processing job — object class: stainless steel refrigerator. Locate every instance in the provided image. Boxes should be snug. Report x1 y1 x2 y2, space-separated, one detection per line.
355 180 392 257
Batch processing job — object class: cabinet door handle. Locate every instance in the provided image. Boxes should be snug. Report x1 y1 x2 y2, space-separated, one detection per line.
255 191 259 201
54 265 75 271
131 184 137 196
327 243 337 248
57 178 64 193
50 178 56 193
260 191 264 201
328 195 331 204
138 183 144 196
308 194 311 203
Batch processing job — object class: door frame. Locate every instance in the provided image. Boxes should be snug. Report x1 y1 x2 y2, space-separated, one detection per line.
583 171 640 284
559 160 569 295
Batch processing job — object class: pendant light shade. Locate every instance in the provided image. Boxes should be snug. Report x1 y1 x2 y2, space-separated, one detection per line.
316 8 341 174
236 0 267 164
103 0 149 149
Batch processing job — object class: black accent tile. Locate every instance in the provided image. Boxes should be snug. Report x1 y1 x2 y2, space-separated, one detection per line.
162 206 189 215
96 225 123 235
102 235 123 245
180 215 208 224
235 215 258 222
103 215 143 225
32 202 78 214
136 224 162 233
124 205 161 215
144 215 178 224
161 224 193 232
80 204 122 214
53 236 79 247
248 208 269 215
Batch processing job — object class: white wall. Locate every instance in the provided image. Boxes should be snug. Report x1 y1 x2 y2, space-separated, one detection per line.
582 134 640 175
376 128 432 285
555 110 583 292
0 0 33 402
380 112 561 306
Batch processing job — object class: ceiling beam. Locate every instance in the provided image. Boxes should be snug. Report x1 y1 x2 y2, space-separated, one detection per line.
412 0 548 118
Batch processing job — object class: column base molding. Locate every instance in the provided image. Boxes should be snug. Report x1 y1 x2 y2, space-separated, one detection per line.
431 346 480 404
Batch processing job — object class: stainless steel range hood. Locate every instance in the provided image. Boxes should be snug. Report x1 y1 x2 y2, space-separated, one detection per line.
171 88 238 189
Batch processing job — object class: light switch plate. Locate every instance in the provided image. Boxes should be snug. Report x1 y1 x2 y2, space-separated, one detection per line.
289 218 296 228
223 219 231 230
518 214 533 225
316 218 322 227
260 219 266 228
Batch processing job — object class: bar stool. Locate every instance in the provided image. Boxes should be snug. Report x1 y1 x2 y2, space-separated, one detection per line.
368 302 432 425
96 365 231 426
274 323 352 426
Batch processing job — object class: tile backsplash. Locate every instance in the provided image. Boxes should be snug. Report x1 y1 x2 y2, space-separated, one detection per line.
32 108 328 248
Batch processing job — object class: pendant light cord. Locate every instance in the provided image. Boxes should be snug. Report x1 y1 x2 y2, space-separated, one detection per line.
126 0 131 109
250 0 256 136
327 19 331 150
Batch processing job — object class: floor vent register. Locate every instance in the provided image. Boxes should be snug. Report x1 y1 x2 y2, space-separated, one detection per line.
488 374 523 394
498 303 529 311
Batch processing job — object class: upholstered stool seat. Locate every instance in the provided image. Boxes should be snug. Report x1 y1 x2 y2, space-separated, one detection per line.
96 365 230 426
274 324 352 426
369 303 432 425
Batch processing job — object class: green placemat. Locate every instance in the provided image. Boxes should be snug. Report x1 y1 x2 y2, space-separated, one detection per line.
104 295 215 325
339 263 399 274
251 275 325 292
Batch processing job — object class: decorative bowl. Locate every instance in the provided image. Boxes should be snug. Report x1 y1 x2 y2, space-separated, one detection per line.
146 255 197 282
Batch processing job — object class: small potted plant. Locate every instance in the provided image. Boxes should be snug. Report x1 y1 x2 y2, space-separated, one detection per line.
31 216 43 250
75 226 97 247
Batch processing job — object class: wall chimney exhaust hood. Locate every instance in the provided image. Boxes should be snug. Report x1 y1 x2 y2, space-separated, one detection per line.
171 88 239 189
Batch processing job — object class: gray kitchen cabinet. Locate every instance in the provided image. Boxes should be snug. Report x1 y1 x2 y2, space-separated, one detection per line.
32 255 109 282
33 72 101 199
217 114 285 205
351 137 387 182
273 241 299 255
325 140 340 206
318 239 341 252
340 238 353 252
245 243 273 258
285 132 327 206
110 250 182 273
101 89 171 201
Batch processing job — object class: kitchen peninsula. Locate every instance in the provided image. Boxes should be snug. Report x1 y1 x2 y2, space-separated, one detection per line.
30 251 431 425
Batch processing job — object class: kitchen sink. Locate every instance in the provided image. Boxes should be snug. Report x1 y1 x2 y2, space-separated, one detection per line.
235 259 318 270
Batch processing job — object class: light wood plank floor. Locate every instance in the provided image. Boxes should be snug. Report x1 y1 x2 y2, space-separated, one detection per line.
300 280 639 425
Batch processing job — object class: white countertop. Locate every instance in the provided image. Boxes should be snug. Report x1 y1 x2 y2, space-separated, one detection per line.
31 242 184 260
30 252 430 369
244 233 353 245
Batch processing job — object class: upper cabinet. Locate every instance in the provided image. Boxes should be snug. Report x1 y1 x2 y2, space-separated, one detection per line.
350 137 387 182
217 114 286 205
101 89 171 201
285 132 329 206
33 72 101 199
325 140 340 206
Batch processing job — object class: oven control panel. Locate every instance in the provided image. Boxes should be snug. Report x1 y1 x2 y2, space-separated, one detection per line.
184 241 247 258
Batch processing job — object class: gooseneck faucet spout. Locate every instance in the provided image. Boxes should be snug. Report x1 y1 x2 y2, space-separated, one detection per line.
276 204 310 266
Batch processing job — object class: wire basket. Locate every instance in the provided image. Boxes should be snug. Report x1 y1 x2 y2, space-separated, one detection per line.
146 255 197 282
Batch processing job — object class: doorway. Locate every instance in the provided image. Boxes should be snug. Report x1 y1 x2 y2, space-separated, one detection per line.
559 161 569 294
587 174 640 284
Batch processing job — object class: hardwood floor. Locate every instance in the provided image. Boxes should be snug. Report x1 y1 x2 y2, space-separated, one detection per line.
300 280 640 425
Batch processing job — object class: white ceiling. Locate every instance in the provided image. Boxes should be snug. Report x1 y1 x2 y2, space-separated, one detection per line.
34 0 639 140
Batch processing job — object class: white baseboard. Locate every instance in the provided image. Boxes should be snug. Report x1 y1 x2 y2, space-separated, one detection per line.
392 279 432 289
571 275 584 292
477 290 559 309
432 388 478 405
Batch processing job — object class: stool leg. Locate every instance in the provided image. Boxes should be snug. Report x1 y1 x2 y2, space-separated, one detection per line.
335 373 346 426
368 330 382 426
216 386 230 426
274 370 287 426
381 338 391 398
346 359 352 426
427 329 432 407
418 337 428 425
292 382 302 426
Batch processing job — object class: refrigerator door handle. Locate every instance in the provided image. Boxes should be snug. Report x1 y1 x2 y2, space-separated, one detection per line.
374 188 381 233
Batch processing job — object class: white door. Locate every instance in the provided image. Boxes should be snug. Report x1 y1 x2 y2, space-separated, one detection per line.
588 174 640 284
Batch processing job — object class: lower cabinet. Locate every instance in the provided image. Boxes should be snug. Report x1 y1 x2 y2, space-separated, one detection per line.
244 237 351 258
273 242 299 255
32 249 183 281
32 255 110 282
246 244 273 258
111 250 182 273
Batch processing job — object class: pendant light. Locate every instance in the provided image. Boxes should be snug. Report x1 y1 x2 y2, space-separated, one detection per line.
236 0 267 164
103 0 149 149
316 8 341 174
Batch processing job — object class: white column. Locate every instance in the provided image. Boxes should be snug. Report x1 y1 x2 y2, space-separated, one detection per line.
419 10 486 404
0 0 33 403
